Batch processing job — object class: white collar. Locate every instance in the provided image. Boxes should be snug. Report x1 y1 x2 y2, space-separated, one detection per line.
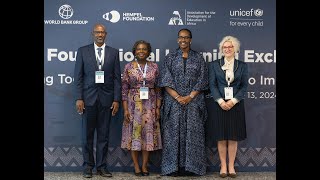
94 43 106 50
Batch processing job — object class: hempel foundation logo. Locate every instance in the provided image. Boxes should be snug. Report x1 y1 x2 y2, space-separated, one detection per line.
103 10 155 23
103 10 121 23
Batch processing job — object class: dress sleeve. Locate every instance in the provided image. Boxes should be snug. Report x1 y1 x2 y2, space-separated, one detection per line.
154 63 163 99
158 53 176 89
121 64 130 101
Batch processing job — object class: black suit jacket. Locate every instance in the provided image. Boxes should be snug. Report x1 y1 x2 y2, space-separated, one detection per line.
74 44 121 106
208 58 248 102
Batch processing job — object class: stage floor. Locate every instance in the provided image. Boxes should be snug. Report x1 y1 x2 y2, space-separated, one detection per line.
44 172 276 179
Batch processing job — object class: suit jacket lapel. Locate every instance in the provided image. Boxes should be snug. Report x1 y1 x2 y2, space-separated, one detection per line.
103 46 111 68
219 58 225 74
88 44 98 70
234 59 239 73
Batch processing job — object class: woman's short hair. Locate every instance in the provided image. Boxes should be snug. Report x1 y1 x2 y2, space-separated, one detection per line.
178 28 192 38
132 40 152 57
218 36 240 55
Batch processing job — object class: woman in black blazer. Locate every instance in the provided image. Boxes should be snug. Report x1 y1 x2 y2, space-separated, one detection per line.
207 36 248 178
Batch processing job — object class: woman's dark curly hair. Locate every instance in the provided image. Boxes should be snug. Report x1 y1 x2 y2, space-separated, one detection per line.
132 40 152 57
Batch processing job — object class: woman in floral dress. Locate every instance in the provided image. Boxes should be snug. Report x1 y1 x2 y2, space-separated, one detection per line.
121 40 162 176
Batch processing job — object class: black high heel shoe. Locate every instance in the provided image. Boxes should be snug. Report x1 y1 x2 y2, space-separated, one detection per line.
134 170 142 176
228 172 237 178
219 169 228 178
141 166 149 176
228 167 237 178
168 171 179 177
141 171 149 176
219 172 228 178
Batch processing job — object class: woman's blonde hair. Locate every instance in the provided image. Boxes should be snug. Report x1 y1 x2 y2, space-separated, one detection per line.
218 36 240 55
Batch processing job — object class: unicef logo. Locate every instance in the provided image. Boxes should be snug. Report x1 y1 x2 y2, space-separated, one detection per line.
254 9 263 17
103 10 120 23
59 4 74 19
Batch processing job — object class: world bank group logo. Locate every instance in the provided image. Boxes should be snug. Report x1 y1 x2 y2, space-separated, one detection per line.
44 4 88 25
103 10 121 23
58 4 73 19
168 11 184 25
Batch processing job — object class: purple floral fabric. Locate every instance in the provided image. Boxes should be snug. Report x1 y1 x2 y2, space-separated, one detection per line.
121 61 162 151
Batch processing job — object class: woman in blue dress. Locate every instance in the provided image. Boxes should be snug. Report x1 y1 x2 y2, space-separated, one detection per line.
158 28 208 176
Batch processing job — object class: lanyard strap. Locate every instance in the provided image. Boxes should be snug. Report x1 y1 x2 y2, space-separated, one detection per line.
97 57 102 70
97 50 103 70
226 71 231 87
137 61 148 86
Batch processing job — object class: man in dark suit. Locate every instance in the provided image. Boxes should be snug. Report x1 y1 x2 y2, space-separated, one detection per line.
74 23 121 178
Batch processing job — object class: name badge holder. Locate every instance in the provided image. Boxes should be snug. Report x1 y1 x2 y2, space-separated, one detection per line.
140 86 149 99
95 53 104 83
95 71 104 83
224 72 233 100
137 62 149 99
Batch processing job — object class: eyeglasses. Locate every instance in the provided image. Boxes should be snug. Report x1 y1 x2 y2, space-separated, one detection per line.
136 48 148 51
223 46 234 49
93 31 106 35
178 36 191 40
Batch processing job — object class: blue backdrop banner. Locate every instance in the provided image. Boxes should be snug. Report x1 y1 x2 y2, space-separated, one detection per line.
44 0 276 172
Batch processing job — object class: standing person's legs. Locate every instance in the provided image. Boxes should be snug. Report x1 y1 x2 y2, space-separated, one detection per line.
96 100 112 176
82 103 98 168
142 150 150 175
82 102 98 177
227 140 237 177
218 140 228 177
131 151 141 175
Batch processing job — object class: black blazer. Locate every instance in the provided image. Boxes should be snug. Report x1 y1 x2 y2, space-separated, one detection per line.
208 58 248 102
74 44 121 106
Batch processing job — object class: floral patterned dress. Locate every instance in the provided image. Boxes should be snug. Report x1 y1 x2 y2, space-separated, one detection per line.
121 61 162 151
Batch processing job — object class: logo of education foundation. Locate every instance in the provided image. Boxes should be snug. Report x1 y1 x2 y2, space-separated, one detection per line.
58 4 73 19
103 10 121 23
168 11 184 25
